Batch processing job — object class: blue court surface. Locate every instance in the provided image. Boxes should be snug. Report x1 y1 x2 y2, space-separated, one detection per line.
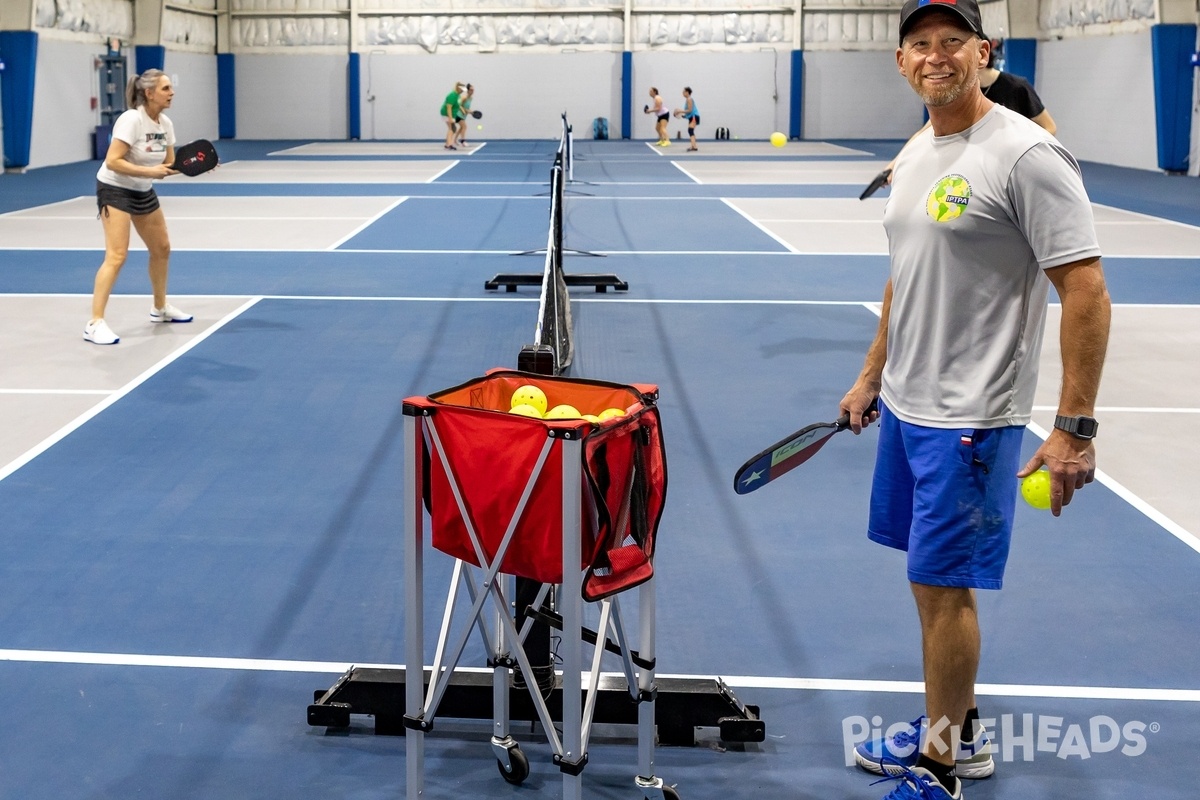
1 138 1199 799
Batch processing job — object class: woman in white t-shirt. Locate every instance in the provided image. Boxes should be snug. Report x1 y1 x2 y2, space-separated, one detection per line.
86 68 191 345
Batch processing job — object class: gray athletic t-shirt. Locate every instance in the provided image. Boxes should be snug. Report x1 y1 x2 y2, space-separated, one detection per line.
880 105 1101 429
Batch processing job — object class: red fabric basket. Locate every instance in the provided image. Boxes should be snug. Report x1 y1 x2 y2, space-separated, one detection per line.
404 370 667 600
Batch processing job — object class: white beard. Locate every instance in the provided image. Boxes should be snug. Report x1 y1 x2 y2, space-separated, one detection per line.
918 74 979 108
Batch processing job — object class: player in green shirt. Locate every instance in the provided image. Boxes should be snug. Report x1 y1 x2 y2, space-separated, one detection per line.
441 82 464 150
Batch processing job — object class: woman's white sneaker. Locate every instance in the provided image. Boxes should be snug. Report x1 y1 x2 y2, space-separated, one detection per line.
84 319 120 345
150 303 193 323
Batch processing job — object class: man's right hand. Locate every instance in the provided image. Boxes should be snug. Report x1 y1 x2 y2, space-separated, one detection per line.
839 388 880 434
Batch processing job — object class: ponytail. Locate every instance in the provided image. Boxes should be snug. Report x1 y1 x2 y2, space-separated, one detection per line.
126 69 166 108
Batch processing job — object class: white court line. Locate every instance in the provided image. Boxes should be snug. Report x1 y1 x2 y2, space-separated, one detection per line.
0 648 1196 702
438 181 694 185
326 197 408 250
8 215 379 221
721 198 799 254
0 197 82 216
0 389 113 395
5 294 1196 310
856 303 1200 552
1094 203 1200 231
1027 420 1200 554
426 161 459 182
245 296 874 304
0 297 262 484
330 249 795 256
1033 405 1200 414
5 246 1193 258
671 162 702 184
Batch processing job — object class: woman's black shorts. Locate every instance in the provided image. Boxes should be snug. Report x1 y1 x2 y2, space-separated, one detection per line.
96 180 160 217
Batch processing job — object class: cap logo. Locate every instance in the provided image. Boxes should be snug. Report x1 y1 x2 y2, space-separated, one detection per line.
917 0 960 5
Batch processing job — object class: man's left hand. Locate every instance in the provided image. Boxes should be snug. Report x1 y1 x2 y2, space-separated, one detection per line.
1017 431 1097 516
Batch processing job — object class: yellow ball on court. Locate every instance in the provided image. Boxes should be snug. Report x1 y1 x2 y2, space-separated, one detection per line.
770 132 787 147
598 408 626 421
545 404 581 420
1021 469 1052 510
510 385 547 415
477 124 483 130
509 404 543 419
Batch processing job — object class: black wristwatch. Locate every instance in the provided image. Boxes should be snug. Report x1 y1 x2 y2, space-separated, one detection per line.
1054 414 1099 440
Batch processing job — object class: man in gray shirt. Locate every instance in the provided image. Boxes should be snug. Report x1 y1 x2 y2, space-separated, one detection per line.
840 0 1112 797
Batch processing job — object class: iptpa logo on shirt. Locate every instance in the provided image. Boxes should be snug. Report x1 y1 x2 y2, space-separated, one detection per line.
926 174 972 222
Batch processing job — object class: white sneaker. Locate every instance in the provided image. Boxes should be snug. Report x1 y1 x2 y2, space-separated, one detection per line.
84 319 119 345
150 303 193 323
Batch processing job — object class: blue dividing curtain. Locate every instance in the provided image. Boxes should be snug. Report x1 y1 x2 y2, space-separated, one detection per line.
1150 24 1197 172
0 31 37 169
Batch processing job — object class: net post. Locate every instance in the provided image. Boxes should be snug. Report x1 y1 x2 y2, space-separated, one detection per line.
518 345 557 375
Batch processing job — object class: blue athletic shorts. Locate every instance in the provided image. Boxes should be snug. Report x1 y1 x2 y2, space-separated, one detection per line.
868 402 1024 590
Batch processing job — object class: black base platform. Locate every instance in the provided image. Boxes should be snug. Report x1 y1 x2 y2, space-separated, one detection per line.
485 272 629 293
308 667 765 746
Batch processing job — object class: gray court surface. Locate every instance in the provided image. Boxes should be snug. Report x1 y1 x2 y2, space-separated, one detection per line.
1035 305 1200 540
676 159 894 184
270 142 489 157
163 159 456 183
722 198 1200 257
651 141 873 157
0 295 256 478
0 196 407 250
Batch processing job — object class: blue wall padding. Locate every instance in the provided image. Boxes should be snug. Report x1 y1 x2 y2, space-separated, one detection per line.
135 45 166 74
348 53 360 140
621 51 632 139
1004 38 1037 87
217 53 236 139
0 31 37 169
789 49 803 139
1150 24 1197 172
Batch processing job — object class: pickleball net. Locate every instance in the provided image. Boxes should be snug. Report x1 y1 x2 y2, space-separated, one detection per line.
488 112 625 373
520 137 574 376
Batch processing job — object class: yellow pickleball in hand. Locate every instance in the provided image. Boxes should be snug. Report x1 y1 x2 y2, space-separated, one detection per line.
1021 469 1052 510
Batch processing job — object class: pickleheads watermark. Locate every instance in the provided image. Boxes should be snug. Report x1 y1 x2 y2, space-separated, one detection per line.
842 714 1155 767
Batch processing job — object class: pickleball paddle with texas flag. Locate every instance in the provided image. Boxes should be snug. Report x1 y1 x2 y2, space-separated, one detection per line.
734 398 878 495
172 139 219 177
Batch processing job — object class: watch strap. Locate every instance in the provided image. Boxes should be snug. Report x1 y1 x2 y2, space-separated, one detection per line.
1054 414 1098 440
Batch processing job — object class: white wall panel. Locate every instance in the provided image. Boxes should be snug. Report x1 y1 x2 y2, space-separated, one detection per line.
801 50 924 139
235 54 349 138
34 0 132 37
1037 32 1157 170
29 39 99 169
632 50 785 140
361 52 620 139
164 52 220 143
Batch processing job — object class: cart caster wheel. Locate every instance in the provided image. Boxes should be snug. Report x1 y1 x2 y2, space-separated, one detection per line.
497 746 530 785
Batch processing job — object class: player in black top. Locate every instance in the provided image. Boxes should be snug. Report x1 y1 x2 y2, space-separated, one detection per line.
978 42 1056 133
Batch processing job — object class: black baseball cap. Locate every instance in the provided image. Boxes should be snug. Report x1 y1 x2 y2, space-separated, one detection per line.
898 0 986 45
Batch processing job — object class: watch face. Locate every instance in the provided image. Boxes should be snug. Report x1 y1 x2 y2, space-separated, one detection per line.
1077 417 1098 437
